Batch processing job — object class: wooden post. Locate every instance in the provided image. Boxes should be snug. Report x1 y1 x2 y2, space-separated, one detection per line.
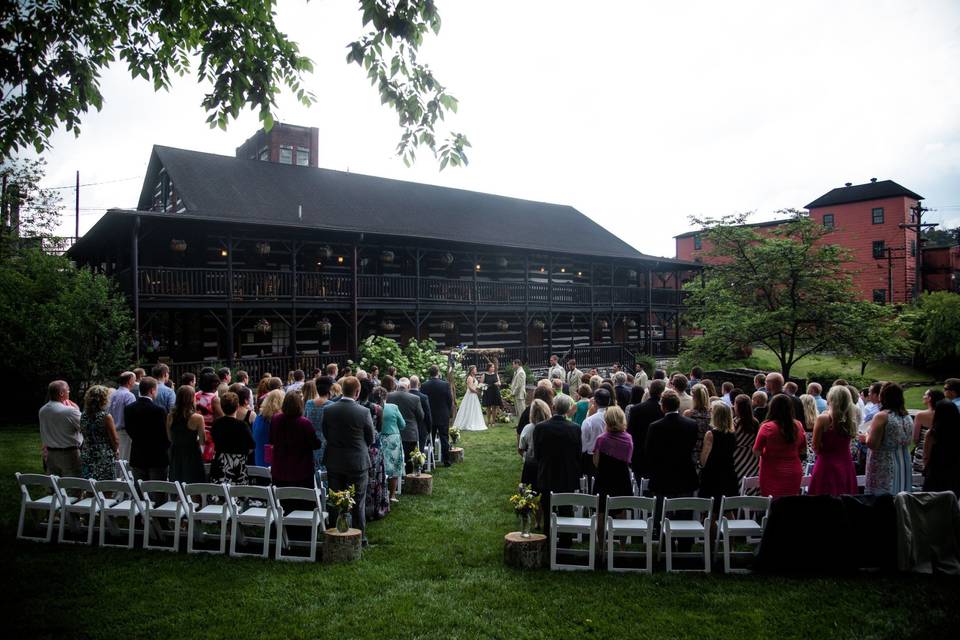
523 254 529 360
290 241 298 367
226 232 234 367
323 528 362 564
473 253 479 347
646 267 653 355
547 254 553 355
352 243 359 361
415 248 422 340
503 532 547 569
674 269 681 354
132 215 141 363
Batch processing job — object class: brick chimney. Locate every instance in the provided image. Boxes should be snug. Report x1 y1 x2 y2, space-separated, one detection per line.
235 123 319 167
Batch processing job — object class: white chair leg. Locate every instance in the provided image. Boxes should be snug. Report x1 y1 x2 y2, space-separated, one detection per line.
309 521 318 563
704 535 711 573
219 518 227 554
187 517 195 554
645 534 653 574
274 522 284 560
588 519 596 571
229 518 240 557
665 533 672 573
723 536 731 574
262 516 273 559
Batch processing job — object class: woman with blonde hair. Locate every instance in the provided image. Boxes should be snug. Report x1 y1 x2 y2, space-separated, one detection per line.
592 405 634 509
168 385 207 483
252 388 284 467
683 383 711 464
79 385 119 480
518 399 552 492
799 393 819 470
808 385 858 496
699 401 739 500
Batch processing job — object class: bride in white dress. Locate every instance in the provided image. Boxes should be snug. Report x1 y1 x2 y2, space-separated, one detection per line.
453 366 487 431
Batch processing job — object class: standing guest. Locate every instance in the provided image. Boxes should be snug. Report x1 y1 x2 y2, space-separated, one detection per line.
124 377 170 483
913 389 944 472
216 367 232 396
480 363 503 427
322 376 375 543
699 401 739 501
751 391 768 425
229 384 255 428
627 379 665 482
944 378 960 409
728 388 744 408
765 373 804 424
270 391 321 489
39 380 82 477
387 377 424 473
510 360 527 417
683 383 711 465
516 381 554 443
580 388 612 478
719 382 734 406
807 382 827 414
808 385 858 496
566 359 584 391
254 374 272 408
167 386 206 483
670 374 692 413
179 372 197 390
151 364 176 413
235 370 249 387
645 390 699 504
863 382 914 495
304 376 334 471
754 373 767 398
634 363 649 390
286 369 306 393
593 406 634 510
613 371 631 410
408 375 434 450
357 377 382 429
209 392 255 485
533 395 582 537
753 394 806 497
326 363 339 379
252 389 284 467
107 371 138 460
799 393 819 468
372 387 405 503
732 394 760 484
132 368 145 397
784 381 799 397
420 365 454 466
79 385 118 480
861 382 883 429
922 400 960 494
369 365 380 386
688 366 704 389
572 385 592 426
518 399 552 493
194 372 223 462
358 380 389 522
548 355 565 383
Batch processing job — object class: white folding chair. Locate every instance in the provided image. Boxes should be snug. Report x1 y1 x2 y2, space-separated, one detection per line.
226 484 278 559
911 473 923 492
434 435 443 465
605 496 656 573
714 495 771 574
423 439 436 473
578 475 594 495
16 473 65 543
96 479 146 549
800 475 812 495
247 465 272 487
856 474 867 493
139 480 187 552
660 497 714 573
549 492 598 571
56 477 100 545
274 486 324 562
739 476 760 495
115 459 134 483
183 483 231 554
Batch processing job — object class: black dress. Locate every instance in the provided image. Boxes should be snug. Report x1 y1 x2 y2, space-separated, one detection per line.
699 429 740 500
594 452 633 503
168 415 206 483
481 372 502 407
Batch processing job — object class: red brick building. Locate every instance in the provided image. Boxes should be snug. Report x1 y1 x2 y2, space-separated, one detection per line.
923 244 960 293
235 122 320 167
675 179 924 304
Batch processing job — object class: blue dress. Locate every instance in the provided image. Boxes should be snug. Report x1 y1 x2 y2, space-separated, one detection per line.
252 414 272 467
305 398 331 471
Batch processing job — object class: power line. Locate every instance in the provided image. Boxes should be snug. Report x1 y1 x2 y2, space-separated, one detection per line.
41 176 141 190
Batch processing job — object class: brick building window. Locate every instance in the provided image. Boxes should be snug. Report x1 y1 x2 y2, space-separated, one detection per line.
296 147 310 166
872 240 885 259
911 239 917 257
257 146 269 161
279 145 293 164
872 207 884 224
822 214 834 229
693 235 702 250
873 289 887 304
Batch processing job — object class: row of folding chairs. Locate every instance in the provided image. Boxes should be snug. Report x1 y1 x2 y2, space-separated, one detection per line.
550 492 771 574
740 472 924 496
15 472 329 562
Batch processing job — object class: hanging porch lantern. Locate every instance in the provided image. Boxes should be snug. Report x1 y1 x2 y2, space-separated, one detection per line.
440 252 454 266
627 269 638 279
626 318 637 328
255 241 271 256
497 256 508 268
381 250 395 264
440 320 455 331
497 320 509 331
380 319 395 332
170 239 187 253
317 317 332 336
255 318 271 334
598 319 609 330
532 319 545 330
319 245 333 260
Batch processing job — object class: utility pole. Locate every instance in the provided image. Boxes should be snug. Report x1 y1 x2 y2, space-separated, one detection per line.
74 171 79 240
882 246 905 304
901 202 937 300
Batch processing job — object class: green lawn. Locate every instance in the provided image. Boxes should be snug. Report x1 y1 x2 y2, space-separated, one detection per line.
5 424 959 639
747 348 932 384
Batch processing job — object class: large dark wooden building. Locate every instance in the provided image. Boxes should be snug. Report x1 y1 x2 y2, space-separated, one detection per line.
69 126 699 378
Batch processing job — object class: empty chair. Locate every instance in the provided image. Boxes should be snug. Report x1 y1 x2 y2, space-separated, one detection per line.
182 483 231 554
714 495 771 573
96 479 146 549
274 486 325 562
226 484 278 559
57 477 100 545
247 466 272 487
423 438 435 473
139 480 187 552
605 495 656 573
549 492 599 571
16 473 64 543
740 475 761 495
660 497 714 573
434 436 442 465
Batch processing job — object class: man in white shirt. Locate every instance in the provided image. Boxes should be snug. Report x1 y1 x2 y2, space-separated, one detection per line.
286 369 305 392
548 355 565 384
861 381 883 430
38 380 83 476
107 371 138 460
579 388 612 478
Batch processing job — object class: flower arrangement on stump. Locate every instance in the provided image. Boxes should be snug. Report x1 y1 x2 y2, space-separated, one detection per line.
328 485 356 533
509 484 540 538
449 426 461 446
410 447 426 475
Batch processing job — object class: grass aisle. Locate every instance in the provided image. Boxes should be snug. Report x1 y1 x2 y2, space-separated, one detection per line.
4 424 960 639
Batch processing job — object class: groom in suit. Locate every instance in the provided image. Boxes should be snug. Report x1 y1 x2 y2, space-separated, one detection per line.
420 365 454 467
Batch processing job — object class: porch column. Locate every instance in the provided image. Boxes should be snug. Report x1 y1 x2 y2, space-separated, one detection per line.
226 232 234 367
547 255 553 355
132 216 141 363
352 243 359 361
473 253 479 347
290 242 298 368
646 267 653 355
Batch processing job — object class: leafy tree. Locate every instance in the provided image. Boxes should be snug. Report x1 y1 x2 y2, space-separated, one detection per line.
682 211 880 378
837 301 915 376
0 158 63 257
402 337 447 379
922 226 959 248
1 0 467 167
903 291 960 371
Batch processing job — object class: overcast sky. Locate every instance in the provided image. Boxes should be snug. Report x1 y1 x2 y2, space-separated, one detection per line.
34 0 960 257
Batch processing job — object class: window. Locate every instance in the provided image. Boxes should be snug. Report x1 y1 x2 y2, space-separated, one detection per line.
296 146 310 166
257 146 269 161
911 239 917 257
279 145 293 164
872 207 884 224
271 323 289 354
693 235 702 250
822 213 834 229
872 240 885 259
873 289 887 304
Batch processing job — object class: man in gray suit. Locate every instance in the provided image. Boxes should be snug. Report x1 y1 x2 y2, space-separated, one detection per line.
321 376 375 542
408 375 433 451
387 378 424 474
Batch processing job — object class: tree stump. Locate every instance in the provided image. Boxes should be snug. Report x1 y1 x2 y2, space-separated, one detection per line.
403 473 433 495
323 528 362 564
503 532 547 569
450 447 464 463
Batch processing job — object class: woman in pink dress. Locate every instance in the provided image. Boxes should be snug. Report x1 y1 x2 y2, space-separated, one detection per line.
194 372 223 462
808 385 858 495
753 394 806 497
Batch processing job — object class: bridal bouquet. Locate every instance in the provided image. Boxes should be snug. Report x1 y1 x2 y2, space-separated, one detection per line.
476 383 488 393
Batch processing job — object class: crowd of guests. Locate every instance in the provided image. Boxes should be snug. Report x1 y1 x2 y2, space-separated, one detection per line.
516 361 960 535
36 361 457 547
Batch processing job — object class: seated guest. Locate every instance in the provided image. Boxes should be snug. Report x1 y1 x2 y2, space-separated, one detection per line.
124 377 170 482
699 401 739 501
580 388 612 477
753 394 806 497
79 385 119 480
252 389 283 467
167 385 206 484
270 391 322 490
922 400 960 494
209 392 255 485
322 376 375 542
863 382 914 495
593 405 634 509
732 394 760 483
808 385 857 496
533 395 581 537
645 389 698 500
518 399 552 495
372 386 405 503
627 379 664 482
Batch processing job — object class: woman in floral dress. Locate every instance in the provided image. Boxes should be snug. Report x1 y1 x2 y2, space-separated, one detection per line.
864 383 914 495
80 385 119 480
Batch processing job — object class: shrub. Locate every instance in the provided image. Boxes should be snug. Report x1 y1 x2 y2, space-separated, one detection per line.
358 335 410 378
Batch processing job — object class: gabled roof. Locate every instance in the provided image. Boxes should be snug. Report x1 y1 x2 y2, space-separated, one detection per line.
131 145 692 265
805 179 923 209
